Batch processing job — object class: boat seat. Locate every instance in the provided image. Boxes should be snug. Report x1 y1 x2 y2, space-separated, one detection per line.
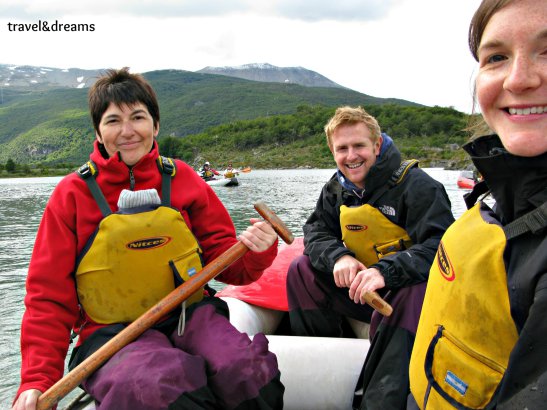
221 296 370 339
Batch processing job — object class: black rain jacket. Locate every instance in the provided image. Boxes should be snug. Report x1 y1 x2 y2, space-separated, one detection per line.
303 139 455 289
463 134 547 406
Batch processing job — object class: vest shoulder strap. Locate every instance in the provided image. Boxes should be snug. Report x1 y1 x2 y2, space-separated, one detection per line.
76 161 112 217
390 159 419 186
504 201 547 240
156 156 176 207
368 159 419 205
76 156 177 216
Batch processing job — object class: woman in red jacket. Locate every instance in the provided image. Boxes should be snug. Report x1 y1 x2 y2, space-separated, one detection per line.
12 68 284 410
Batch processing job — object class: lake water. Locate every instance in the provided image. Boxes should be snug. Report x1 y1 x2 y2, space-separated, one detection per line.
0 168 472 408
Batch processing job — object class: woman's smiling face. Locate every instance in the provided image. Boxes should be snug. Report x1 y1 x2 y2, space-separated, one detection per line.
96 102 159 166
475 0 547 157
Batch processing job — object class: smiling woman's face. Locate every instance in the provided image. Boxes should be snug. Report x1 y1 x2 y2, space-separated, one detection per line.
96 102 159 166
475 0 547 157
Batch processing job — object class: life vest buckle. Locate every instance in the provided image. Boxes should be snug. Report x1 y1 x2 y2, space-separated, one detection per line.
77 161 97 179
158 156 176 176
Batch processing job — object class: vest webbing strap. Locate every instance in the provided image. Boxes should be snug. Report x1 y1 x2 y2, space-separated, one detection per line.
77 161 112 217
76 156 177 216
368 159 419 205
391 159 419 185
504 201 547 240
157 156 176 207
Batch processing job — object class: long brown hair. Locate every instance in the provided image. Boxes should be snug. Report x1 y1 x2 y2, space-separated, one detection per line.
466 0 515 138
468 0 514 62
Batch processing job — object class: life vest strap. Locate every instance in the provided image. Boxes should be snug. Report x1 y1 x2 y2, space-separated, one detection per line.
390 159 419 185
504 201 547 239
368 159 419 205
77 161 112 217
157 156 176 207
76 156 177 216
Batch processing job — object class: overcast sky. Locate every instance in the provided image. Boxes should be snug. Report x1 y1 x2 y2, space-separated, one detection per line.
1 0 481 113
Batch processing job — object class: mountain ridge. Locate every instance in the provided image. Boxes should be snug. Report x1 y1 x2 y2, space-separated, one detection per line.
197 63 343 88
1 62 344 91
0 66 421 165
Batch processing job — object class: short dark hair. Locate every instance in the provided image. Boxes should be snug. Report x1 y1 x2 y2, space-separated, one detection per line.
88 67 160 135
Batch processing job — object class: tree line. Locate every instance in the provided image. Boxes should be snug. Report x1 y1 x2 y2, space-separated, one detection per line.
0 159 77 177
158 104 474 169
1 103 476 175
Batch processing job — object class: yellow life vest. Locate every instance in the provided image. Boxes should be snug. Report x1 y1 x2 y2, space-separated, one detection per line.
76 206 204 324
75 157 204 324
409 203 518 409
340 204 412 266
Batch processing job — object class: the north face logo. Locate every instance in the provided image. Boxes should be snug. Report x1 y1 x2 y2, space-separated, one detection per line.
379 205 396 216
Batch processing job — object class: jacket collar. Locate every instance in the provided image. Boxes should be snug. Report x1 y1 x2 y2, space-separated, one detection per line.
89 140 161 189
464 134 547 222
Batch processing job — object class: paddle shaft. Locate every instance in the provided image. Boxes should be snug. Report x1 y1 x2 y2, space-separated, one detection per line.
37 202 292 410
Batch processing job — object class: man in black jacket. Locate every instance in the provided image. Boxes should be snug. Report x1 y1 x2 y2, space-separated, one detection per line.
287 106 455 409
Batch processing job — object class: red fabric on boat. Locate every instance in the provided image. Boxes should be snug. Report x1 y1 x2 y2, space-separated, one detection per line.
217 237 304 311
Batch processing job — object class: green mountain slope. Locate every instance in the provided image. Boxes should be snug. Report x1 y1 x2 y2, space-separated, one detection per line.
0 69 419 165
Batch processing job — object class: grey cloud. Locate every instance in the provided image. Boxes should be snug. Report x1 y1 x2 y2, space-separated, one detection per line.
275 0 403 22
1 0 403 21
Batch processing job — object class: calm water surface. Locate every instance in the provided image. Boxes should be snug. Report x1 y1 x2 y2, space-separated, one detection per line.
0 169 472 408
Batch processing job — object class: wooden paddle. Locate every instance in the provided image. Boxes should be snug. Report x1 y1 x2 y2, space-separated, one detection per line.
37 201 293 410
361 291 393 317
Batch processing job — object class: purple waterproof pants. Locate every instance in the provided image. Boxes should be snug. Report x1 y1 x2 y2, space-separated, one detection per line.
287 254 428 410
81 303 284 409
287 254 374 336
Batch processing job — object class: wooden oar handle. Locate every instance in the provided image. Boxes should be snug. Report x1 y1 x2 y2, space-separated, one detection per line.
361 291 393 317
37 202 292 410
255 202 392 316
254 201 294 245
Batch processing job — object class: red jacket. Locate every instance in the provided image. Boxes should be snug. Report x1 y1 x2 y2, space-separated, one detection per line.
17 141 277 398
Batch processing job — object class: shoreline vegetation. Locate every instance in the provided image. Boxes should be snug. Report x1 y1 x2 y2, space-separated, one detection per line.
1 105 477 178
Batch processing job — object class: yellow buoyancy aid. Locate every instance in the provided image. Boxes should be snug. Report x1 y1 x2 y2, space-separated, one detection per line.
409 203 518 409
340 204 413 266
76 206 204 324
